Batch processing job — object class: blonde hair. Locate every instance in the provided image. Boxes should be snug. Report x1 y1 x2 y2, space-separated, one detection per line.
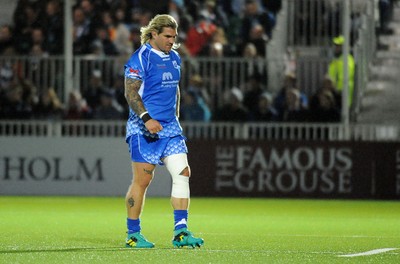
140 14 180 49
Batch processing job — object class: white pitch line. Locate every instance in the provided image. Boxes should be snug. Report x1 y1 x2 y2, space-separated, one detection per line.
338 248 398 257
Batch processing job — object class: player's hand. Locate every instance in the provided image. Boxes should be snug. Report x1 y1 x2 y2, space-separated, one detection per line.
145 119 163 134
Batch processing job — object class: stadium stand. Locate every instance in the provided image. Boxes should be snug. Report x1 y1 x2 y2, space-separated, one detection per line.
0 0 397 129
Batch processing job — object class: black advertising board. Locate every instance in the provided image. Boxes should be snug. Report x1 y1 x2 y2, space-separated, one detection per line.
188 140 400 200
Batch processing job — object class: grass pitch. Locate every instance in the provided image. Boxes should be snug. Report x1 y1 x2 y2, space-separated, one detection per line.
1 196 399 264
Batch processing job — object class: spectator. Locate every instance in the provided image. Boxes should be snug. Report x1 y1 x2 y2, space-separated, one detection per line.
220 0 243 45
249 91 278 122
43 0 64 55
213 87 249 121
18 78 38 112
33 88 64 120
327 35 355 107
72 7 95 54
0 62 14 92
83 69 108 110
28 44 48 86
29 43 47 57
167 0 193 42
200 26 234 56
243 73 267 114
64 90 92 120
111 8 133 56
180 90 206 121
130 25 142 52
273 72 308 120
186 74 212 121
240 0 276 56
309 88 341 123
280 87 309 122
29 27 48 55
184 15 217 56
320 75 342 109
79 0 103 31
198 0 229 31
242 42 267 83
90 26 119 56
0 86 33 120
110 74 129 119
0 25 16 55
93 89 123 120
307 77 341 139
13 3 43 54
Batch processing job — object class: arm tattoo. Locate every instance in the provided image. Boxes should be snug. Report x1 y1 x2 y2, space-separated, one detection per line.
124 77 146 115
128 197 135 208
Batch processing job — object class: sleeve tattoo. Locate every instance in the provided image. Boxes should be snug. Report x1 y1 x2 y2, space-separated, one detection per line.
124 77 146 115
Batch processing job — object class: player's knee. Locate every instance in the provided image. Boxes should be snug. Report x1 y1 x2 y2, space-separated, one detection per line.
164 154 190 198
137 178 152 189
171 166 190 197
133 174 153 189
179 166 190 177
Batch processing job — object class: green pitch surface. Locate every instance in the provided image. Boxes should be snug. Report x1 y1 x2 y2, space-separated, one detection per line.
1 197 399 263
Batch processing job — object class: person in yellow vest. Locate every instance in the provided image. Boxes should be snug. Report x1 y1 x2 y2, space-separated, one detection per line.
328 35 355 107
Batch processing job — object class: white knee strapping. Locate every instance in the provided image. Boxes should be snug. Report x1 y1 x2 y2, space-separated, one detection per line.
164 153 190 198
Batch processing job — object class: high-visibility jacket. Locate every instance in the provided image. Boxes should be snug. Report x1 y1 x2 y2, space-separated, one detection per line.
328 54 355 106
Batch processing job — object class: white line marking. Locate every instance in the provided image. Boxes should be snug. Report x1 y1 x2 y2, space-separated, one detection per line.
206 233 398 239
339 248 398 257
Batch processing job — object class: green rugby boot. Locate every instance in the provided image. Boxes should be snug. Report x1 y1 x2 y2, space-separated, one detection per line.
125 232 155 248
172 228 204 248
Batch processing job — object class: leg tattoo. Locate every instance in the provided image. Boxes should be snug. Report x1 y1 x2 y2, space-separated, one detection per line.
143 168 153 175
128 197 135 208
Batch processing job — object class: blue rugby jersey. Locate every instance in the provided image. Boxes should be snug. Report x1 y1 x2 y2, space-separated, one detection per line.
124 43 183 140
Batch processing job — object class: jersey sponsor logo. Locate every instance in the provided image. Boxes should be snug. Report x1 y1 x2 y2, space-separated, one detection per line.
162 72 173 81
156 63 167 69
172 60 179 69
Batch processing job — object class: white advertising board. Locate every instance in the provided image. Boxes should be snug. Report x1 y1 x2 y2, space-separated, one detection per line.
0 137 171 196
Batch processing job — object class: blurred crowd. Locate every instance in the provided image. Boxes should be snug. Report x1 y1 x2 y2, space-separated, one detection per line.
0 0 397 123
0 67 343 123
0 0 281 57
184 71 343 123
0 0 283 122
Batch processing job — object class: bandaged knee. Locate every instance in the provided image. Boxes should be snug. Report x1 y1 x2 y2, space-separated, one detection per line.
165 154 190 198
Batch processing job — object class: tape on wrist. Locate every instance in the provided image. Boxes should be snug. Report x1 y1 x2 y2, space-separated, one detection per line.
141 112 152 123
139 111 148 118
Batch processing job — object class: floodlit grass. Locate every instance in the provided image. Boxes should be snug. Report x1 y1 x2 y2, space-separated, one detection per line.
1 196 399 263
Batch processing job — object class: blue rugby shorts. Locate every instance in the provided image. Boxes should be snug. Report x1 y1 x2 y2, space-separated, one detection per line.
127 134 188 165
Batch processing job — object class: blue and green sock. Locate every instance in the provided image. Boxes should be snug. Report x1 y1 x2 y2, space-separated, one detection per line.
174 210 188 233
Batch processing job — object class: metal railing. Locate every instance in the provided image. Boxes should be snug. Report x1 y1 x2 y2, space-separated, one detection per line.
286 0 377 121
0 55 271 110
1 120 399 142
286 0 372 47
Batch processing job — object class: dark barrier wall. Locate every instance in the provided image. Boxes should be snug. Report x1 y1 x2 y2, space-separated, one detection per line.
188 140 400 200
